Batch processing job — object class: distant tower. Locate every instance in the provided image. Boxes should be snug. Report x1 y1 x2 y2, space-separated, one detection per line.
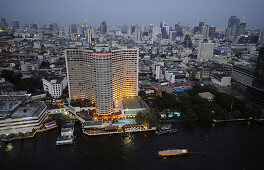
100 21 107 34
135 27 142 42
87 28 92 44
225 16 240 41
12 19 20 30
202 24 210 38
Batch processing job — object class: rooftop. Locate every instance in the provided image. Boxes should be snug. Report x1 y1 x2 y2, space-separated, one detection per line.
10 102 46 119
122 96 148 109
198 92 215 99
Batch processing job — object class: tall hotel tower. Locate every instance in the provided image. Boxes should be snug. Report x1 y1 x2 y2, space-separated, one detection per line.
65 44 138 115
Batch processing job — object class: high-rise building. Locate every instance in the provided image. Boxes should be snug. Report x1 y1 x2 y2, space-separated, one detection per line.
197 42 214 60
225 16 240 41
100 21 107 34
199 21 205 31
87 28 92 44
175 24 183 37
0 17 8 30
12 19 20 30
202 24 210 38
135 27 142 42
184 34 193 48
65 45 138 115
169 31 177 42
209 27 216 37
70 24 77 34
161 27 168 39
246 47 264 106
237 22 246 36
31 22 38 32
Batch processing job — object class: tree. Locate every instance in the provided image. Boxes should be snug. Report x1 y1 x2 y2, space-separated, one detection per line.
136 108 159 127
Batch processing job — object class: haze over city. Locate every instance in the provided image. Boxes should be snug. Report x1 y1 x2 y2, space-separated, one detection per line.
1 0 264 28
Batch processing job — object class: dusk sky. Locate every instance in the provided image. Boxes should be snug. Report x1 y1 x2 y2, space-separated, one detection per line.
1 0 264 28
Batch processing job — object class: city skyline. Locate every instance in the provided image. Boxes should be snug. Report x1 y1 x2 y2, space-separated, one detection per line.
1 0 264 29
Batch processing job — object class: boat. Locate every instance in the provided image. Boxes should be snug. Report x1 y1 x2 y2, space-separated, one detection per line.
56 136 74 145
155 124 177 135
158 149 188 157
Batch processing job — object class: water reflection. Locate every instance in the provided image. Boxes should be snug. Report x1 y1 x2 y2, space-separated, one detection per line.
6 143 13 152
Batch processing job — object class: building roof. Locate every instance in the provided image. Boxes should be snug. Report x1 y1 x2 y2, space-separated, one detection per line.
122 96 148 109
10 102 46 119
198 92 215 99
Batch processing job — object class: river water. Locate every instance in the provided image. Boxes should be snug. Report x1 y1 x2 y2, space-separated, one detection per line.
0 121 263 170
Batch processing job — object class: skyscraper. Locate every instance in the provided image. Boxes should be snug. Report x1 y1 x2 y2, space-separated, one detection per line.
135 27 142 42
246 47 264 106
169 31 177 42
65 44 138 115
184 34 193 48
175 24 183 37
225 16 240 41
198 20 205 33
202 24 210 38
87 28 92 44
100 21 107 34
12 19 20 30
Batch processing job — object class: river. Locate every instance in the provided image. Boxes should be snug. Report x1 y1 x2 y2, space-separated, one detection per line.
0 121 263 170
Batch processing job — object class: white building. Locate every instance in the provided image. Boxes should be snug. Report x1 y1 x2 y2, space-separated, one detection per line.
197 42 214 60
42 76 67 98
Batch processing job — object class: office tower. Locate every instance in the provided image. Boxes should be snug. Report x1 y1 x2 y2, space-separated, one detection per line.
202 24 210 38
53 22 58 32
225 16 240 41
237 21 246 36
31 22 38 32
135 27 142 42
193 26 200 34
161 27 168 39
209 27 216 37
70 24 77 34
87 28 92 44
175 24 183 37
49 24 53 31
184 34 193 48
149 24 153 35
198 20 205 32
169 31 177 42
127 26 131 35
197 42 214 60
65 45 138 115
160 21 167 29
0 17 8 30
12 19 20 30
246 47 264 106
121 25 127 34
100 21 107 34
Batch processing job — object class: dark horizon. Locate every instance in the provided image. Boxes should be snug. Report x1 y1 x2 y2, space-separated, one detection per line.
0 0 264 29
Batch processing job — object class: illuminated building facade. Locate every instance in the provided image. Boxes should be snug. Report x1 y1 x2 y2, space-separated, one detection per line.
65 44 138 115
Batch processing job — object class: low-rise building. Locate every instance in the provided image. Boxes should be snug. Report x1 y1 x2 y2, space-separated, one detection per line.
42 76 67 98
0 101 47 135
198 92 215 102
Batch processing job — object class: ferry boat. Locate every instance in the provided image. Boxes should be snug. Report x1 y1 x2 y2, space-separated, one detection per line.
155 124 177 135
158 149 188 157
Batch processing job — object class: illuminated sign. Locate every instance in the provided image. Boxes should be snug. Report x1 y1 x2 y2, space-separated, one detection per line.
23 117 33 120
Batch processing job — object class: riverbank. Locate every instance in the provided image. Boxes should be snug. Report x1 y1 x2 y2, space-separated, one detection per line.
0 125 58 142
